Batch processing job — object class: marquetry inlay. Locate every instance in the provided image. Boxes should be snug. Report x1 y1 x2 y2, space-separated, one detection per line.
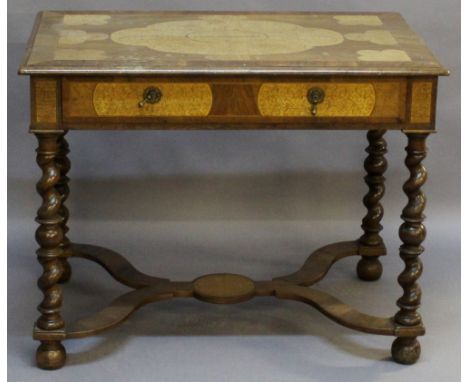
19 12 447 76
193 273 255 304
33 78 58 124
111 17 345 60
20 10 448 371
333 15 383 26
258 83 376 117
92 83 213 117
410 81 433 123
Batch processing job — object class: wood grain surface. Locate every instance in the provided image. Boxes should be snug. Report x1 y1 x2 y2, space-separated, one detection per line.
258 82 377 117
92 82 212 117
32 78 58 124
57 76 419 129
410 81 434 123
19 11 448 76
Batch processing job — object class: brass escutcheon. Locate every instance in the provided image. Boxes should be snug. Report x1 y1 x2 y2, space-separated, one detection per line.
307 87 325 116
138 86 162 107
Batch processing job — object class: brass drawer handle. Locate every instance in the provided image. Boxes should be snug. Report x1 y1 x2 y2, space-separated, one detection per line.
307 88 325 116
138 86 162 107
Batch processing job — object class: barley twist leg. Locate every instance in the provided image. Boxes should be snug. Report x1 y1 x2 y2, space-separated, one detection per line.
391 133 429 365
357 130 387 281
34 133 67 370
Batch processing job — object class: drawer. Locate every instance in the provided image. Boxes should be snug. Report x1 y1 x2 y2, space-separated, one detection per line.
258 82 403 118
63 80 213 118
53 76 424 129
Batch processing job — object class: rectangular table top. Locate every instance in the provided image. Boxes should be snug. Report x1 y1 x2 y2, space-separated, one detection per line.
19 11 448 76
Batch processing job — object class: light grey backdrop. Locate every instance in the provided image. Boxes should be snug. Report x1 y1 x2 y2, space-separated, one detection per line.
8 1 460 381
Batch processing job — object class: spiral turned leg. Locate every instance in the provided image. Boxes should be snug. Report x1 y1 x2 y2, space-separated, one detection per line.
56 133 72 283
357 130 387 281
391 133 429 365
34 133 66 370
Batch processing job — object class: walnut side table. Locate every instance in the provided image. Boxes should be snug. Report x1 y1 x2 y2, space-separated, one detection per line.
19 11 448 370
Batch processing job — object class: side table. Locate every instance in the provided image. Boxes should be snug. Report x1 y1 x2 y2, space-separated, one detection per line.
19 11 448 369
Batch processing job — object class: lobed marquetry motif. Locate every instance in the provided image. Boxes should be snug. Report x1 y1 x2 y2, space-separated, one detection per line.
19 12 448 76
22 12 444 132
21 10 448 371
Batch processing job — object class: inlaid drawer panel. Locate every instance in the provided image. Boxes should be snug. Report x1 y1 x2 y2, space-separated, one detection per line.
59 77 417 129
64 81 212 118
258 82 404 118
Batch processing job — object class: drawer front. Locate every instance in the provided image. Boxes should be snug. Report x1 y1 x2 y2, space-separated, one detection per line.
257 82 406 118
93 82 212 117
59 77 418 129
64 81 213 118
258 83 376 117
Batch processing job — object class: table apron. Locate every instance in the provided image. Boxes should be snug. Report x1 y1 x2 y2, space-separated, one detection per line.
29 75 438 131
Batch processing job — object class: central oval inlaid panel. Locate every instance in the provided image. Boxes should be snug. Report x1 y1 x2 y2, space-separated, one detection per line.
258 83 376 117
193 273 255 304
93 82 213 117
110 17 344 60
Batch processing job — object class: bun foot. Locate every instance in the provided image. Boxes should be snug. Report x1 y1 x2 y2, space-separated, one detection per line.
391 337 420 365
356 257 382 281
36 341 66 370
